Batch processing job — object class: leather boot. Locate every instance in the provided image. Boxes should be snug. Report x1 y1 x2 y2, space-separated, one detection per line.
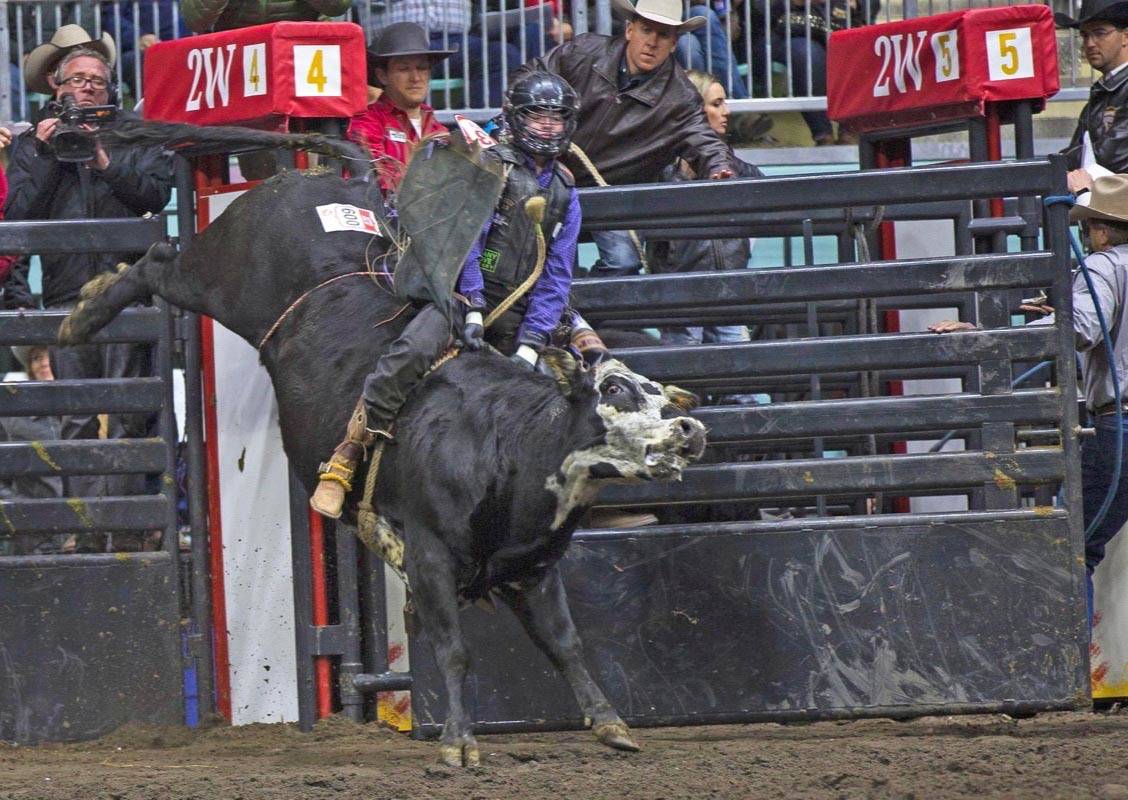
310 398 383 519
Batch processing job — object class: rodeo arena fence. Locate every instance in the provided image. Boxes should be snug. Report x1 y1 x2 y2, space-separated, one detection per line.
0 0 1104 125
0 0 1104 747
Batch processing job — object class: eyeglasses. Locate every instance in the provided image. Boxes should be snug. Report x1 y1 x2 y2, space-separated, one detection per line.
1080 27 1123 41
58 74 109 89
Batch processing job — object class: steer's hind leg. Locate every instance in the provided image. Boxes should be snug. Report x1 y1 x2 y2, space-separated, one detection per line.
405 529 479 767
497 565 640 752
59 242 178 345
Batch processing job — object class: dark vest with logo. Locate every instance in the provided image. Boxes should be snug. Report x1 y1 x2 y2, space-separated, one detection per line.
478 144 574 321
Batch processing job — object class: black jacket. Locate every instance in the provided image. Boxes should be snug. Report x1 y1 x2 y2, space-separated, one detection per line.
513 33 733 187
4 112 173 307
1067 65 1128 174
648 154 761 274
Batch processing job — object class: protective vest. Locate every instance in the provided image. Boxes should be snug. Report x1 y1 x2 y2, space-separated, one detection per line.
479 144 574 316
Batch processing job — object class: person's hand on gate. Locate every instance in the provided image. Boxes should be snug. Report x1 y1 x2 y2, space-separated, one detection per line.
1068 168 1095 194
709 168 734 180
927 319 977 333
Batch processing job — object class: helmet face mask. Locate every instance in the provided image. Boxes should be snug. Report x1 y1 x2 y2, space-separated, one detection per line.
504 71 579 159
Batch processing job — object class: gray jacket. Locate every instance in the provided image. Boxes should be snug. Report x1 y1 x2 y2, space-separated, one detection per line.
1073 243 1128 411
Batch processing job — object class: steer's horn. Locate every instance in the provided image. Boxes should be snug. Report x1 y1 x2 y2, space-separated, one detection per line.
524 196 546 224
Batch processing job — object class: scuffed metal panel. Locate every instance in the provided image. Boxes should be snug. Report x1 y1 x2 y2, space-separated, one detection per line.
410 515 1087 732
0 553 182 744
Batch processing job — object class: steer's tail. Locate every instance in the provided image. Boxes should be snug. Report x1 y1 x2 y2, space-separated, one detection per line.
58 241 179 346
103 118 372 169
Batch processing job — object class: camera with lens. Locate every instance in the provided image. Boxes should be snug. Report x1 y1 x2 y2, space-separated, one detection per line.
43 95 117 163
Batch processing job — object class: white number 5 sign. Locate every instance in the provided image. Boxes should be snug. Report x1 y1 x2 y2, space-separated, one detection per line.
985 27 1034 81
293 44 341 97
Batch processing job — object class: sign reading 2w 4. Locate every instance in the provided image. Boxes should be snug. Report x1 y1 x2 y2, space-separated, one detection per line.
143 21 366 128
827 4 1058 133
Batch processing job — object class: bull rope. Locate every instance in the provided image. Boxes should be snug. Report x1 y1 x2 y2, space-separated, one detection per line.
258 270 405 351
567 143 649 273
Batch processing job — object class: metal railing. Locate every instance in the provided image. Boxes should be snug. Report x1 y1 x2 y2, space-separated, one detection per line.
0 0 1089 125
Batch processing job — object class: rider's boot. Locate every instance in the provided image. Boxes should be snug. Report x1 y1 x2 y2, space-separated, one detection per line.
309 398 391 519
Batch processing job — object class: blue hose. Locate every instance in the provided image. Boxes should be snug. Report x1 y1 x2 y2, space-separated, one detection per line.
1045 194 1123 539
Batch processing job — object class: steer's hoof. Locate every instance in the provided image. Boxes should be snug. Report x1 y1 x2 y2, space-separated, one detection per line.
439 741 480 768
593 721 641 752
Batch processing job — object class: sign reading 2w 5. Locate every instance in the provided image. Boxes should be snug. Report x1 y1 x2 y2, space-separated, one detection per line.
143 21 367 128
827 4 1058 133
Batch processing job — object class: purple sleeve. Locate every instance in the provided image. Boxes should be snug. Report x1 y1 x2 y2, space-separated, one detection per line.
456 219 492 307
517 187 581 343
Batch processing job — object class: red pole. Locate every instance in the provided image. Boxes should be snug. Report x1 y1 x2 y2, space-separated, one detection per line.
874 140 911 514
308 509 333 718
985 104 1005 218
198 314 233 720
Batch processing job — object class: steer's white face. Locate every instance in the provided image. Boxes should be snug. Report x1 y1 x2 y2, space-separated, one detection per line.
545 359 707 530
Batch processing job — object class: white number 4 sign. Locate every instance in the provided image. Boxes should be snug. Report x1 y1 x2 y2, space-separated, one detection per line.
985 28 1034 81
293 45 341 97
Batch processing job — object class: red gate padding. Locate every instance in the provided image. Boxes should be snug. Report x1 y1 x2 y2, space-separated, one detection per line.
142 21 368 128
826 4 1059 133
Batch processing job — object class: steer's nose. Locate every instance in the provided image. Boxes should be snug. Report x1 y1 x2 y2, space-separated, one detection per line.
675 417 707 460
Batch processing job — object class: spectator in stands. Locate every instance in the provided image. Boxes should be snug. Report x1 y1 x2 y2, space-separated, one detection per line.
100 0 187 99
182 0 350 33
1 344 66 555
349 23 453 196
764 0 877 145
928 175 1128 587
1058 0 1128 195
5 28 172 522
371 0 561 107
648 70 759 344
514 0 738 277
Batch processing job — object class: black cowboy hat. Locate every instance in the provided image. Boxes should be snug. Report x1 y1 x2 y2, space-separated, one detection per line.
1055 0 1128 29
367 22 457 65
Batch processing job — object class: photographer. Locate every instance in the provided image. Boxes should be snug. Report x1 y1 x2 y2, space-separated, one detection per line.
4 28 172 536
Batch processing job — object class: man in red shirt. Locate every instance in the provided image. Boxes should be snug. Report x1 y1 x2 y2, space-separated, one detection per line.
349 22 456 195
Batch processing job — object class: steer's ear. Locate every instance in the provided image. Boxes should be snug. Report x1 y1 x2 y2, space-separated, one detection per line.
539 347 578 395
663 384 700 412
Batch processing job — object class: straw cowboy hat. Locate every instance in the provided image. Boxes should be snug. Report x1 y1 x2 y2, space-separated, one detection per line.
611 0 706 33
1055 0 1128 28
25 24 116 94
1071 175 1128 224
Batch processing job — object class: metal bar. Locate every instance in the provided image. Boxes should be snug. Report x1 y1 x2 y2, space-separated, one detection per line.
0 308 165 344
611 327 1057 384
177 155 215 719
595 448 1065 507
0 377 164 416
0 217 165 254
0 438 168 477
0 495 171 532
335 521 364 723
579 160 1059 226
694 390 1063 443
288 469 317 733
571 252 1056 313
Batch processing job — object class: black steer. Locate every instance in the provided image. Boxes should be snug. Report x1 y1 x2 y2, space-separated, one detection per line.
61 167 707 766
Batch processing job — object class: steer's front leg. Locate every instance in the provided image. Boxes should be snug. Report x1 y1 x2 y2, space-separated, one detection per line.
405 527 478 767
498 564 640 752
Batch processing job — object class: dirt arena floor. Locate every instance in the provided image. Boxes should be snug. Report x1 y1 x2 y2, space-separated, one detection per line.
6 709 1128 800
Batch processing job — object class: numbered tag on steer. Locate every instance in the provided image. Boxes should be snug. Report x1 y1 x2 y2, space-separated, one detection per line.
316 203 382 235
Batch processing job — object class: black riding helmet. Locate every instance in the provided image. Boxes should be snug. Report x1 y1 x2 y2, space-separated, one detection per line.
503 71 579 159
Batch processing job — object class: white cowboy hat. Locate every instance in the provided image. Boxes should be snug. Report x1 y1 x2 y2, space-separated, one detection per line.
1071 175 1128 224
611 0 707 33
25 24 116 94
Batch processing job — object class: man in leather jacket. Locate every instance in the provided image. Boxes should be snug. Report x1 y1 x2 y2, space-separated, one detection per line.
512 0 737 277
310 71 585 519
1059 0 1128 195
